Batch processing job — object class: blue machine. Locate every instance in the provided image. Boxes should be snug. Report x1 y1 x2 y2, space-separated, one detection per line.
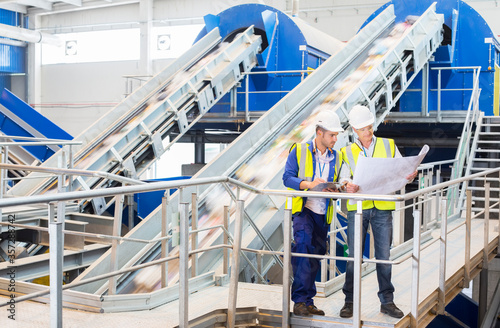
0 88 73 162
195 4 345 115
364 0 500 116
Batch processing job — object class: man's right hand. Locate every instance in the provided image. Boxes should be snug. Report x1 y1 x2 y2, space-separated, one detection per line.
345 182 360 193
309 178 326 190
300 178 326 190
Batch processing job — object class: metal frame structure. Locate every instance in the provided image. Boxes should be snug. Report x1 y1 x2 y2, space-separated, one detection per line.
0 165 498 327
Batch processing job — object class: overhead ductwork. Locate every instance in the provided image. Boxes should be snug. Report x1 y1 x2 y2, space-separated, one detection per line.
0 23 61 46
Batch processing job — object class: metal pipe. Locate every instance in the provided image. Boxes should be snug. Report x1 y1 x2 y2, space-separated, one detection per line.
0 23 61 46
0 163 145 186
223 205 229 275
438 68 442 122
161 191 169 288
438 197 447 314
228 200 244 328
108 195 124 295
464 190 472 288
179 202 189 327
353 201 363 328
282 196 292 328
411 209 421 327
49 202 63 328
292 0 299 17
191 192 198 277
479 183 490 325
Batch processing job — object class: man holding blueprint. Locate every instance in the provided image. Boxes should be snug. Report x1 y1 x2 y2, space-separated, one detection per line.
338 105 421 319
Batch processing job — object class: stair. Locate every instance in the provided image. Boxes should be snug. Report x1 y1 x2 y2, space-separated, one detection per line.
466 116 500 217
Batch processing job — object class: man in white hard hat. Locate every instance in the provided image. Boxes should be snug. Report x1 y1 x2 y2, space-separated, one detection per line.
282 109 344 317
338 105 417 319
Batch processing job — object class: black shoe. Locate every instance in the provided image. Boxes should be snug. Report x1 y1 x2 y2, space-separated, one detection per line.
380 302 404 318
293 302 311 316
339 302 353 318
307 304 325 316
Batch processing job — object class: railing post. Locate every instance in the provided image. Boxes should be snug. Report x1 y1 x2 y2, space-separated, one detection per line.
393 190 405 246
245 74 250 122
437 68 442 122
498 171 500 256
411 209 421 328
438 197 447 315
330 203 338 278
282 196 292 328
49 202 64 328
353 201 363 328
179 202 190 327
108 194 124 295
191 192 198 277
479 182 490 325
464 190 472 288
228 199 244 328
0 146 3 200
223 205 229 275
68 145 74 192
161 190 170 288
257 252 263 284
2 146 8 196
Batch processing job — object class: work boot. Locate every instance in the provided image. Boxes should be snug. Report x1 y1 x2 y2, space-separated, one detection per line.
307 304 325 316
293 302 311 316
380 302 404 318
339 302 353 318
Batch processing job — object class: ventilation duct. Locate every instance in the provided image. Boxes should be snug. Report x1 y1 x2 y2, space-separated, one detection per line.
0 23 61 46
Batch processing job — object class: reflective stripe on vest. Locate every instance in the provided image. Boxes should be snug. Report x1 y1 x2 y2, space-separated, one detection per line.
342 138 396 211
288 142 341 224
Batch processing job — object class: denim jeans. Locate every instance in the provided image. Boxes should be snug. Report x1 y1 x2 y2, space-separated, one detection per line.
342 207 395 304
291 207 329 305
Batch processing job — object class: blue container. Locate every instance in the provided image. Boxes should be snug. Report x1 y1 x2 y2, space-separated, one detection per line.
195 4 344 115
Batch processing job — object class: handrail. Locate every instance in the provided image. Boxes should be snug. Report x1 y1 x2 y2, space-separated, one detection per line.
1 166 500 207
0 163 145 186
0 163 499 327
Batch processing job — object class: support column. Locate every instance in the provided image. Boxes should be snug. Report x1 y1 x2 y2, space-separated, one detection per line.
194 131 205 164
139 0 153 76
49 201 65 328
27 14 42 111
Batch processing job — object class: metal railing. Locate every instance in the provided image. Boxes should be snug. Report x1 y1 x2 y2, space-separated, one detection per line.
0 165 498 327
238 69 311 122
433 66 483 215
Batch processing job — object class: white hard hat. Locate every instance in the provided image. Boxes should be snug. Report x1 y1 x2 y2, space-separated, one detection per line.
348 105 374 129
315 110 344 132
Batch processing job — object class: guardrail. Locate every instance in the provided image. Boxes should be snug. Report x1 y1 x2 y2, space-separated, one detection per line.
0 165 498 327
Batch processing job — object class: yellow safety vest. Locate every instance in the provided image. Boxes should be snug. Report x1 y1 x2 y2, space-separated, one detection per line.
288 142 342 224
341 138 396 211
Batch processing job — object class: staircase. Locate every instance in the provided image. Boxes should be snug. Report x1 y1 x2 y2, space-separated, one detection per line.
465 116 500 218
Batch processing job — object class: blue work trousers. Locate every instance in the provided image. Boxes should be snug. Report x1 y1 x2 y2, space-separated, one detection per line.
291 207 329 305
342 207 395 304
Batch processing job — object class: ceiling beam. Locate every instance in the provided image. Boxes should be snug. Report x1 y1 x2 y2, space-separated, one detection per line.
18 0 53 10
47 0 81 7
28 0 138 15
0 2 27 13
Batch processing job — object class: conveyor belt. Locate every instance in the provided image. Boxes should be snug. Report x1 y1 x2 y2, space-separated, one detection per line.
7 26 262 216
69 3 444 296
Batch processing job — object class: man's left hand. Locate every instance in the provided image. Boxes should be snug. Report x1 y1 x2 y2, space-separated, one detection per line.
406 170 418 182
